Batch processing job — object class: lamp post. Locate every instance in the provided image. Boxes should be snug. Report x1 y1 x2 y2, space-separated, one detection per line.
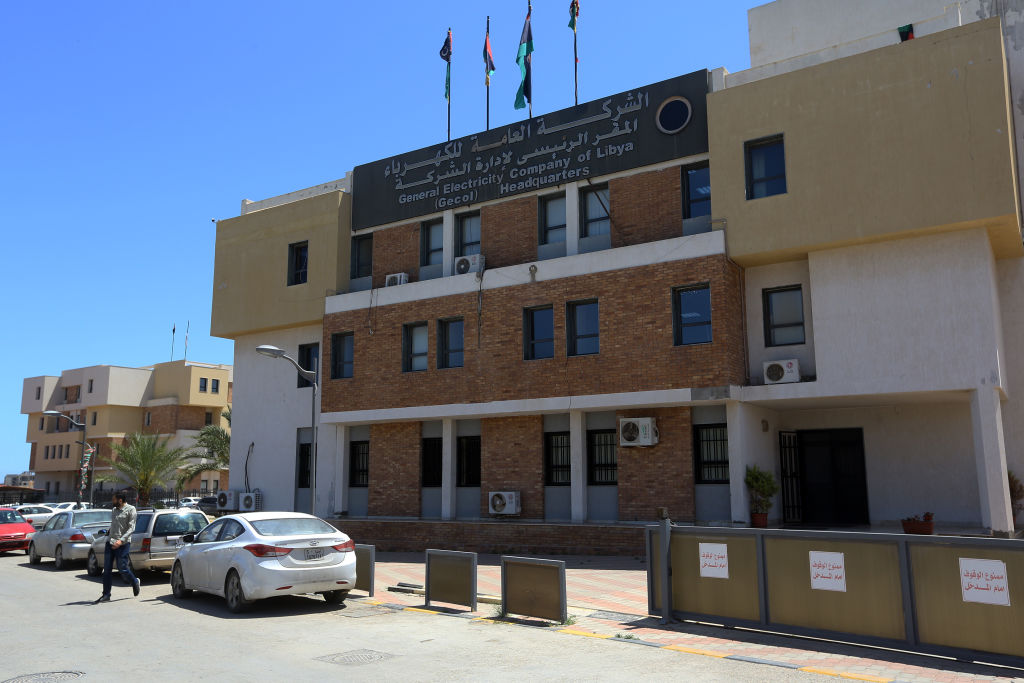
43 410 94 506
256 344 319 516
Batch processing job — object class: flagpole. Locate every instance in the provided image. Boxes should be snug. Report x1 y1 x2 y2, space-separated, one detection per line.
171 324 176 361
486 16 490 130
528 1 532 119
574 23 579 105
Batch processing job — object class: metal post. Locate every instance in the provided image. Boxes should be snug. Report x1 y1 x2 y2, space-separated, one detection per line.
660 516 673 624
310 379 318 517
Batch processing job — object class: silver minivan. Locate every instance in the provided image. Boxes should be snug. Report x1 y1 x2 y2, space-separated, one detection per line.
87 508 209 576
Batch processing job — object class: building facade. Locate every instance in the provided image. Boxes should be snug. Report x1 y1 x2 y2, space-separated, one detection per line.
217 1 1023 551
21 360 232 501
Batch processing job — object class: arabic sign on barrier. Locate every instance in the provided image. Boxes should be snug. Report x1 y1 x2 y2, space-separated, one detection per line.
698 542 729 579
809 551 847 592
352 70 709 231
960 558 1011 606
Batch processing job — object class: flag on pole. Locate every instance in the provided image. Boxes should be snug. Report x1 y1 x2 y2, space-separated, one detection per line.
483 28 496 86
514 6 534 110
569 0 579 33
441 28 453 99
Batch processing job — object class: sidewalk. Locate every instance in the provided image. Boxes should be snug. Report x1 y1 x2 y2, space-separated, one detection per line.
360 552 1024 683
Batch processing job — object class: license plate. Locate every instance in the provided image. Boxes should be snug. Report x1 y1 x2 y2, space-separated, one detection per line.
304 548 324 561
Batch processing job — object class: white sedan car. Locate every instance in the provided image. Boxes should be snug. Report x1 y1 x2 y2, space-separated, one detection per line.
15 505 57 529
170 511 356 613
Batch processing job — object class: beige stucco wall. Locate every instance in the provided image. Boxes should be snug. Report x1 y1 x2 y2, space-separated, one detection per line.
998 257 1024 478
710 18 1020 266
744 260 816 383
211 190 351 339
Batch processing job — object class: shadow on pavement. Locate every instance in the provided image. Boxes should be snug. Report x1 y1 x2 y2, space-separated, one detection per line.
152 591 356 620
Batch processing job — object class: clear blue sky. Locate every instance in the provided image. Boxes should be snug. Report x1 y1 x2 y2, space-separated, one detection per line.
0 1 765 478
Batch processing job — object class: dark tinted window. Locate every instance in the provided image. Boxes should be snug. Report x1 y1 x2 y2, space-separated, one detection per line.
568 300 599 356
457 436 481 487
153 513 208 536
350 441 369 487
746 136 786 199
674 284 712 345
421 438 443 487
525 306 554 360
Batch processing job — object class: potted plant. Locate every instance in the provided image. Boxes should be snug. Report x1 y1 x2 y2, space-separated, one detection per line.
901 512 934 534
1009 470 1024 529
745 465 780 528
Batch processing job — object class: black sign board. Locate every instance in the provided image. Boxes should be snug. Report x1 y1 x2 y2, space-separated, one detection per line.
352 70 708 231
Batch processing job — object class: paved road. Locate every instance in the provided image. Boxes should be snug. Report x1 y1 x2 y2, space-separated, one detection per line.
0 550 832 682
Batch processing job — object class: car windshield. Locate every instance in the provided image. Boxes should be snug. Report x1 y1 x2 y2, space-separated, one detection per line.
250 517 338 536
72 510 111 526
153 513 208 536
0 510 26 524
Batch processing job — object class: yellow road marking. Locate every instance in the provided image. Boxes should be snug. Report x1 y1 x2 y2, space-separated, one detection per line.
800 667 841 676
558 629 611 639
661 645 731 658
404 607 439 614
840 674 893 682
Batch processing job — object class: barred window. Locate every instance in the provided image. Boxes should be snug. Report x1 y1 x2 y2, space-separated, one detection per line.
694 424 729 484
421 438 442 487
544 432 570 486
349 441 369 487
587 430 617 485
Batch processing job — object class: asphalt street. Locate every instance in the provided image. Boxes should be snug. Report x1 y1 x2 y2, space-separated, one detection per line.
0 550 834 682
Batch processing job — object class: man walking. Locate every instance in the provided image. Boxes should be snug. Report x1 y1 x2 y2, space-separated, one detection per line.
94 492 140 603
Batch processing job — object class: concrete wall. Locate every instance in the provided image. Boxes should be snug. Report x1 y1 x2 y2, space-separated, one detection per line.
998 258 1024 478
744 260 816 383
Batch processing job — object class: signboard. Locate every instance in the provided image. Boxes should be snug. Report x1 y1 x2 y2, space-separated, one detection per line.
960 558 1010 606
809 551 847 592
352 70 709 230
698 542 729 579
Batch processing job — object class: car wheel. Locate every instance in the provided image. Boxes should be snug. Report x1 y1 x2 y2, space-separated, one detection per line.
29 542 40 565
54 545 65 570
323 590 349 605
225 570 250 613
171 563 192 599
87 550 101 577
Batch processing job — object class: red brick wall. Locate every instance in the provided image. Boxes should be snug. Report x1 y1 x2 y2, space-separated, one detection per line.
144 406 177 435
610 168 683 248
481 195 537 269
616 407 695 522
480 416 544 518
368 422 420 516
372 222 420 288
322 255 744 413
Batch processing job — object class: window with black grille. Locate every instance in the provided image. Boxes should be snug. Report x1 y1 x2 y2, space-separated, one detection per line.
694 424 729 484
349 441 369 487
587 430 617 485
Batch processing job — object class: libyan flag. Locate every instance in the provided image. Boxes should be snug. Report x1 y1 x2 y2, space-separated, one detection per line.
514 8 534 109
440 29 452 99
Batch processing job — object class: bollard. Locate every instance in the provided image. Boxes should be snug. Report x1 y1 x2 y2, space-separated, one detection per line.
660 515 673 624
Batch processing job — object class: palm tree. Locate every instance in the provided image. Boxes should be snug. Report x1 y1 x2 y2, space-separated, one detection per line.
180 421 231 487
104 433 194 506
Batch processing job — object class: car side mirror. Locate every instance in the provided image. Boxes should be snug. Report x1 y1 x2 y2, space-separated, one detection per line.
181 533 196 543
97 529 107 537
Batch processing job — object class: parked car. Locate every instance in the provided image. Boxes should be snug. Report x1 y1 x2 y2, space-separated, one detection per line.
0 508 36 554
50 501 93 511
86 508 209 576
15 505 57 530
178 497 201 508
28 509 110 569
171 511 356 613
196 496 219 516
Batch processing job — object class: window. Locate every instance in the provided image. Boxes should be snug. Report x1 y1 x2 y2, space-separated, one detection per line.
581 185 610 237
421 438 443 487
457 213 481 256
35 387 40 400
91 412 96 426
287 241 309 285
38 417 43 430
351 234 373 279
63 387 70 403
421 219 443 266
567 300 599 356
58 445 63 458
211 379 220 394
438 318 464 369
204 411 213 426
200 480 208 493
763 286 805 346
694 424 729 484
297 443 311 488
745 135 786 199
524 306 554 360
199 377 208 392
213 480 219 492
544 432 571 486
682 163 711 218
540 194 566 244
54 481 60 495
331 332 354 379
87 379 94 393
350 441 369 487
403 323 428 372
297 343 319 388
587 430 617 485
673 284 712 345
45 482 51 494
44 446 49 460
195 519 224 543
457 436 481 487
145 411 151 427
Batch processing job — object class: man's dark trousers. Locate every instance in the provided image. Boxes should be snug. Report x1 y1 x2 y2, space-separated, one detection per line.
101 541 137 597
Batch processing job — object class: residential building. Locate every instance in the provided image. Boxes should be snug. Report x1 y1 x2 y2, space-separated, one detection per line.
217 1 1023 552
21 360 232 501
4 472 34 488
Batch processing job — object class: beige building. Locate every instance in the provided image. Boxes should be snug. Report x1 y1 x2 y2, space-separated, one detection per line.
21 360 233 502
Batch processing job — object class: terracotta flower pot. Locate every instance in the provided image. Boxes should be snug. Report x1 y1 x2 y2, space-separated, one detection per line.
901 519 934 535
751 512 768 528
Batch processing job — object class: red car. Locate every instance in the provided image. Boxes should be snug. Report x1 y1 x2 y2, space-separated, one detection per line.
0 507 36 554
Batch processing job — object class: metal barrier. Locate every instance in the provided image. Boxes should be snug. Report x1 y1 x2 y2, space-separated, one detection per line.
354 544 375 596
425 549 477 611
501 556 567 623
646 524 1024 666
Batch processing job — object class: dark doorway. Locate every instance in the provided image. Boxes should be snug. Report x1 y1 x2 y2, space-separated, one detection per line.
779 428 869 526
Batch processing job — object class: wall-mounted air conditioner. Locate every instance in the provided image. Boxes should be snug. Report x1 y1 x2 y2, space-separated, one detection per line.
216 490 238 511
453 254 485 276
488 491 520 515
385 272 408 287
763 359 800 385
619 417 659 447
238 491 257 512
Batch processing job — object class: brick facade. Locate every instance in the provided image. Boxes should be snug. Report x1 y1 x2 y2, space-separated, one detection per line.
480 416 544 518
480 195 537 269
610 168 683 248
368 422 421 516
616 407 695 522
372 222 420 288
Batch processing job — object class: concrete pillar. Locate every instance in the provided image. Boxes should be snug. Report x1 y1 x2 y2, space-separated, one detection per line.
726 401 752 524
970 387 1014 533
441 418 456 520
565 182 580 256
442 209 455 276
570 410 587 522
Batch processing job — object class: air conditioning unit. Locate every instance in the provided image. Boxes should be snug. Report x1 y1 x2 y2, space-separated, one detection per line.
253 488 264 511
216 490 238 511
385 272 408 287
763 359 800 385
238 491 257 512
619 417 659 447
488 491 520 515
453 254 485 276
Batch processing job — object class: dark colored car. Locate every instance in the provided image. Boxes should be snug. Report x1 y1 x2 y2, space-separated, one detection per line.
197 496 219 516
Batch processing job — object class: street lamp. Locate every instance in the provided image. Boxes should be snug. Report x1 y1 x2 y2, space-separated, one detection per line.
256 344 319 516
42 410 94 506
